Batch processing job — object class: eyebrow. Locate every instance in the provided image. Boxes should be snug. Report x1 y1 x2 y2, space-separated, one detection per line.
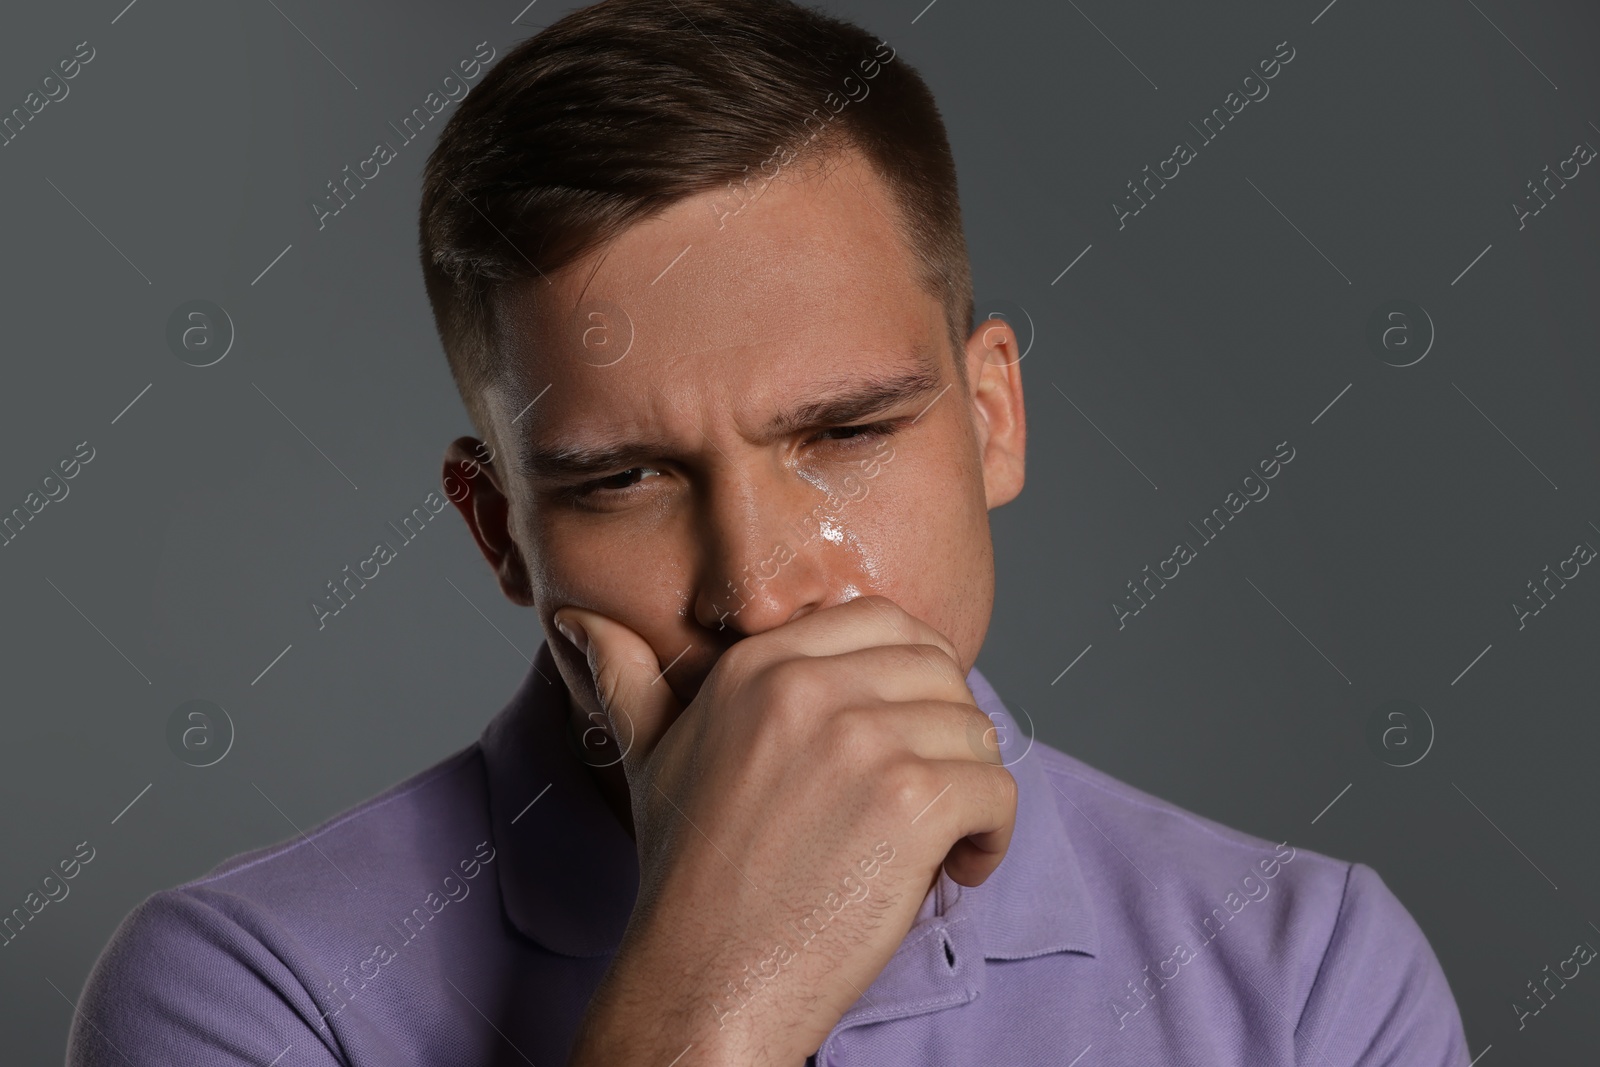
517 346 945 481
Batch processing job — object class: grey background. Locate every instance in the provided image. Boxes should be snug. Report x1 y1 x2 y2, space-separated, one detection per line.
1 0 1596 1061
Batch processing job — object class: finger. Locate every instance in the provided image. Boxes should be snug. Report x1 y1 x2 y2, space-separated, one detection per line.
552 606 683 777
899 759 1018 888
943 834 1010 888
763 595 965 678
805 642 976 707
829 700 1004 766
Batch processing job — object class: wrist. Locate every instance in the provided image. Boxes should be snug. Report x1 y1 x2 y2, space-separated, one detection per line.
569 937 800 1067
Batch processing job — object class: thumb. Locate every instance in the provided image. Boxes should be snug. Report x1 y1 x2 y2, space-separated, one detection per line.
552 606 683 774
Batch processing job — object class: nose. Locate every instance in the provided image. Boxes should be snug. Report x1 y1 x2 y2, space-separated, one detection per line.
691 472 858 637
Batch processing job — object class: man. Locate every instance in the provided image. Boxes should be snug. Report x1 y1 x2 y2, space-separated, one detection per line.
69 1 1471 1064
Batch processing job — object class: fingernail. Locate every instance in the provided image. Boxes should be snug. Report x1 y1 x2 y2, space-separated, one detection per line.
554 615 588 655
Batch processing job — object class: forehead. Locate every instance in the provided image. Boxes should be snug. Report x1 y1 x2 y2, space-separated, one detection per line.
487 150 947 451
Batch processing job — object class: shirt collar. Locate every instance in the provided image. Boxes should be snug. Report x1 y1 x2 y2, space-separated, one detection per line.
955 665 1100 962
479 639 638 958
479 640 1099 966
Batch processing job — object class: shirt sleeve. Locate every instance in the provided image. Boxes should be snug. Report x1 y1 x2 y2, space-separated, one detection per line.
1293 862 1472 1067
66 888 348 1067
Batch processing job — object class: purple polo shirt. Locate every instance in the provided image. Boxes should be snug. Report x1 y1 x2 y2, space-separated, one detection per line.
69 642 1470 1065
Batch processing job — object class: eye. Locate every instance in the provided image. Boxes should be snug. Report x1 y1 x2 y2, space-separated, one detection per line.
810 420 902 446
561 466 662 506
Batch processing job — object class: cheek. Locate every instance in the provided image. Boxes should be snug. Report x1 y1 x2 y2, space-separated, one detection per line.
532 517 682 608
830 450 992 664
914 447 994 662
526 501 693 645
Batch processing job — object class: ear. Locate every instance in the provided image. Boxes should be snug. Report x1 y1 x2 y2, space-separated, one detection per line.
441 436 534 606
962 317 1027 509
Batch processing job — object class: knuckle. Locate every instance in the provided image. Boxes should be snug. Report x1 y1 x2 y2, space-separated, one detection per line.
755 657 823 732
592 661 624 714
957 699 996 734
715 637 760 679
851 592 903 625
990 764 1019 811
961 708 1003 761
822 707 880 766
915 642 964 679
878 759 935 819
899 643 966 692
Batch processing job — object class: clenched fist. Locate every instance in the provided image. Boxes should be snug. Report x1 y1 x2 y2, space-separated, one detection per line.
557 595 1018 1067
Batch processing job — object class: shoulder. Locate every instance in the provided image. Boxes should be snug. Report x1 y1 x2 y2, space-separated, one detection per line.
1028 742 1469 1064
68 884 336 1065
1032 740 1348 898
69 743 492 1066
193 741 486 892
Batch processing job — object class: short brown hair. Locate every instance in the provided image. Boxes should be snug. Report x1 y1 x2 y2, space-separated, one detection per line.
419 0 974 449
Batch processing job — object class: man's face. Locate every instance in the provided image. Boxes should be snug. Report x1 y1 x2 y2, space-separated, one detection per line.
447 149 1026 718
